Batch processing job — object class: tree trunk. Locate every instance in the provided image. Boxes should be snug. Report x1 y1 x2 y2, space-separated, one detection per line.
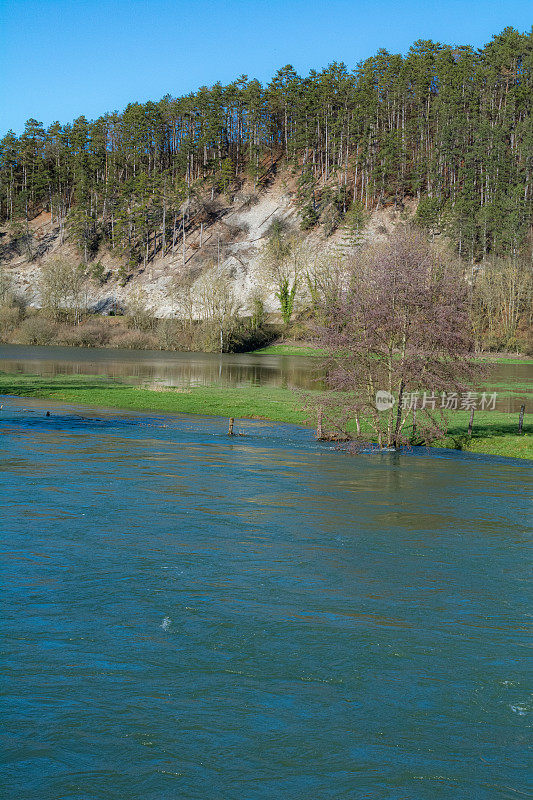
392 380 405 448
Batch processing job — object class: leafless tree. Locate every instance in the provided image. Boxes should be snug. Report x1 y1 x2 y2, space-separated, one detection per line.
40 258 88 323
127 287 155 331
472 257 532 351
312 227 480 448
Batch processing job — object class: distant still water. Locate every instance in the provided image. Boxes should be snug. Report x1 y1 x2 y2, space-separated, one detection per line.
1 343 531 412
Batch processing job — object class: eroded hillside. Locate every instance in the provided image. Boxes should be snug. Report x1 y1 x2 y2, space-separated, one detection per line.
0 172 412 319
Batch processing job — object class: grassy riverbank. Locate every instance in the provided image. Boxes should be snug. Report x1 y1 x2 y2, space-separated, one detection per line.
253 344 326 356
253 343 533 365
0 374 308 425
1 372 531 460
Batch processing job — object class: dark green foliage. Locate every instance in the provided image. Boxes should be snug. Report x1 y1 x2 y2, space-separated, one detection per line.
300 203 319 230
223 318 274 353
296 169 316 208
276 277 297 325
90 260 108 285
341 201 368 247
0 27 531 265
217 157 234 193
414 197 441 232
319 187 348 236
117 264 131 287
266 218 289 241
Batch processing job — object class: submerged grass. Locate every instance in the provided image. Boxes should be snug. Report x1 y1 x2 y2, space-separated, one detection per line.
1 371 531 460
0 373 307 425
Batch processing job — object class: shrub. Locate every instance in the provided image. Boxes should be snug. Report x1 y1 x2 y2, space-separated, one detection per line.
225 321 273 353
414 196 441 231
250 296 264 331
321 205 340 236
108 329 157 350
56 321 111 348
156 318 193 350
127 288 155 331
16 315 58 345
0 304 24 339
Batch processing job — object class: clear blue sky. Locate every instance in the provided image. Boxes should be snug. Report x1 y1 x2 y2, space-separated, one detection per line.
1 0 531 135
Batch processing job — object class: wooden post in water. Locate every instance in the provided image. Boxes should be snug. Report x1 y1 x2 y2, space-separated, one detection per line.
228 417 235 436
316 406 323 440
518 404 525 434
468 407 475 437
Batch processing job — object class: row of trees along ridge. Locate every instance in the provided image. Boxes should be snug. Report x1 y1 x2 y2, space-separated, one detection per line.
1 27 531 268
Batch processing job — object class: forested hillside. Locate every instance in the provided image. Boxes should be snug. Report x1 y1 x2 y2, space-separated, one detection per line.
1 26 531 268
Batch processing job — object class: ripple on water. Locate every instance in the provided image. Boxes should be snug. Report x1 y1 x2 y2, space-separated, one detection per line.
1 399 531 800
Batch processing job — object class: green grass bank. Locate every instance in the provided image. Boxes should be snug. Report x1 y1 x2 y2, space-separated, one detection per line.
253 344 326 356
1 372 530 460
253 343 533 365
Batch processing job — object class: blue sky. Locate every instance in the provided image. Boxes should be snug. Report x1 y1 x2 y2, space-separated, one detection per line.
1 0 531 135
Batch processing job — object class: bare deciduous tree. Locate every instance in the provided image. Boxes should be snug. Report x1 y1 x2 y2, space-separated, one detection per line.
312 227 480 448
472 257 532 351
303 245 348 313
194 268 241 351
40 258 88 323
127 287 155 331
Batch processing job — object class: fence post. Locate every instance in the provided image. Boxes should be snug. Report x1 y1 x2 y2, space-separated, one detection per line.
518 405 525 434
468 407 474 437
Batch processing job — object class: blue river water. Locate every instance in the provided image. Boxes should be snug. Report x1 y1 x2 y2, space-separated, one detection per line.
1 398 531 800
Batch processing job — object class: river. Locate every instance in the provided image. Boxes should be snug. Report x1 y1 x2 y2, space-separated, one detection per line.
1 398 531 799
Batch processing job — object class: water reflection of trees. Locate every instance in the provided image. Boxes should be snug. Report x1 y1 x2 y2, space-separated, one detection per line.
0 350 323 390
0 347 527 409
